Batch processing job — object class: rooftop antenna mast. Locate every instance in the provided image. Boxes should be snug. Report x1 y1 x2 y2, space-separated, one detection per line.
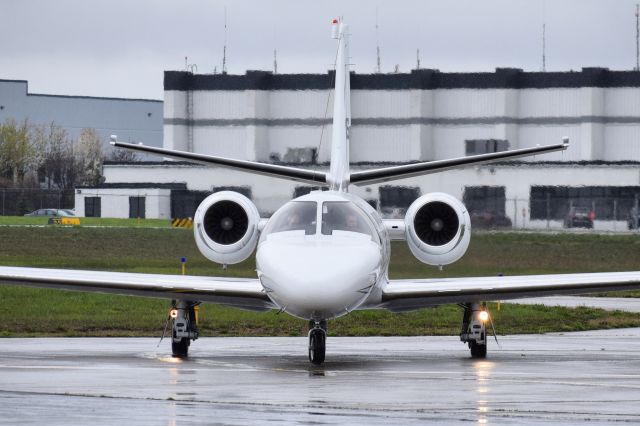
636 3 640 71
222 7 228 74
375 8 381 73
541 23 546 72
273 49 278 74
416 48 421 70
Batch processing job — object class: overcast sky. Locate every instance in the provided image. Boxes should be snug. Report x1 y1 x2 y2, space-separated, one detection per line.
1 0 638 100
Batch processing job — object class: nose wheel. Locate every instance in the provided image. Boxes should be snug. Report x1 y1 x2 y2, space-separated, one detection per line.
308 320 327 365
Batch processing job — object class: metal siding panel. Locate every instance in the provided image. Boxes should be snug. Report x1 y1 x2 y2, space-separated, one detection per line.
518 88 583 117
433 89 499 118
603 125 640 161
605 88 640 116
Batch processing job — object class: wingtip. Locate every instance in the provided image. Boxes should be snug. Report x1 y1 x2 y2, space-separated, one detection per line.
109 135 117 145
562 136 570 146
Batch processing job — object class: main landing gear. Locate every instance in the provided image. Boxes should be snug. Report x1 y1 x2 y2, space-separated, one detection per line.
170 300 200 358
308 320 327 365
460 302 488 358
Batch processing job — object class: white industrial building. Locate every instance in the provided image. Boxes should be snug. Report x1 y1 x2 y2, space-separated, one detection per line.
79 68 640 230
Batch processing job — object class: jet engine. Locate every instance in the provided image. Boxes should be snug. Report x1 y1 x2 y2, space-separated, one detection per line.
404 192 471 266
193 191 260 265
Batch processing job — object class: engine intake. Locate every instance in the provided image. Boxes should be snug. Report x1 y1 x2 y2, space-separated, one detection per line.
203 200 249 245
194 191 260 264
414 201 460 246
404 193 471 266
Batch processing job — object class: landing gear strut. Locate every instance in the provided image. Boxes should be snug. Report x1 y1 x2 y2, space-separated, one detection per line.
308 320 327 365
460 302 487 359
171 300 199 358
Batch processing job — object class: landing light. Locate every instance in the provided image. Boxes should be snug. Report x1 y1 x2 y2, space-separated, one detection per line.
478 310 489 322
169 309 178 319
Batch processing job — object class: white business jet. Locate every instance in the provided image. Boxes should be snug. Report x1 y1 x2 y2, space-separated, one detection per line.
2 20 640 364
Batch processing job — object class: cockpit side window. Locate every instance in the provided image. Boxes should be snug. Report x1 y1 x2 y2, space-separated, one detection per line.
321 202 374 237
263 201 317 235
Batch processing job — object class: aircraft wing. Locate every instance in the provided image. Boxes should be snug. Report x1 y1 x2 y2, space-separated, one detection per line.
0 266 274 311
378 271 640 311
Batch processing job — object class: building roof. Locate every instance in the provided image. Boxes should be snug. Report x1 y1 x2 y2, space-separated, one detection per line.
165 68 640 91
77 182 187 190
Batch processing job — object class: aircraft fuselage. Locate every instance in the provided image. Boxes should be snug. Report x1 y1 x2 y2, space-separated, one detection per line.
256 191 390 320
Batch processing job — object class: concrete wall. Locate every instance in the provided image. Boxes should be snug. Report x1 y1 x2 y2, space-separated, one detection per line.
162 69 640 165
75 188 171 219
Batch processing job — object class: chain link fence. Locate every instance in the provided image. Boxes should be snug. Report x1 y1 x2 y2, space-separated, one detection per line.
0 188 75 216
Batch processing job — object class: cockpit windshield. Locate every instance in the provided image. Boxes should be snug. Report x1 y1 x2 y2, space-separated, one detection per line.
263 201 317 235
321 202 374 237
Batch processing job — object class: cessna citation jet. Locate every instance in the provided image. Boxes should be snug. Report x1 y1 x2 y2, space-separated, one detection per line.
3 21 640 364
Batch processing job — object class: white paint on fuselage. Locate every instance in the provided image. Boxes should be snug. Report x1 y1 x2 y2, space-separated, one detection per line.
256 191 389 320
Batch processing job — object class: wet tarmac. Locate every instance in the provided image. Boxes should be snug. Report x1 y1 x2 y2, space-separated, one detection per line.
1 332 640 425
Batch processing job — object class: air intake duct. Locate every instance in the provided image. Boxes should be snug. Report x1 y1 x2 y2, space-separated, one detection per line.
194 191 260 265
404 193 471 266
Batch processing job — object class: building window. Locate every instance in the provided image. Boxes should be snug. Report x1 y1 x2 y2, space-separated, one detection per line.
463 186 506 215
282 147 317 164
129 196 146 219
465 139 509 156
379 185 420 217
85 197 101 218
530 186 640 221
464 186 511 228
170 190 208 219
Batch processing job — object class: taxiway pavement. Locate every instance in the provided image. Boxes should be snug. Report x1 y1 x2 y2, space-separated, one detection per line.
1 332 640 425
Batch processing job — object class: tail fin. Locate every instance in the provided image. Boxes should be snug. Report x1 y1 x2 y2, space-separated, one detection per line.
327 19 351 192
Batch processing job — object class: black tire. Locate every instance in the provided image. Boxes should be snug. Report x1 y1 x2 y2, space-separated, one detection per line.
308 329 326 365
172 337 190 358
469 341 487 359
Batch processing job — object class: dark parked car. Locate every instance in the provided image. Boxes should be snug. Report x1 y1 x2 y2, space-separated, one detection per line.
24 209 76 217
564 207 594 229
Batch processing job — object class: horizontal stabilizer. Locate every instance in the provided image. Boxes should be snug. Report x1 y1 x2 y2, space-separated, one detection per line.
350 139 569 186
110 138 328 186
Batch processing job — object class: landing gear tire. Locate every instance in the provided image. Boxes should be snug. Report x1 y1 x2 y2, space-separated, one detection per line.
469 340 487 359
308 329 326 365
460 302 488 359
170 300 199 358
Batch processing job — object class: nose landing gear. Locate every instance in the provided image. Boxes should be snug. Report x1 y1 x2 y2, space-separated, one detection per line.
460 302 488 359
171 300 200 358
308 320 327 365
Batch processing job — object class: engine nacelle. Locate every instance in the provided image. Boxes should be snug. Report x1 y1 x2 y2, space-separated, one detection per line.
404 192 471 266
193 191 260 265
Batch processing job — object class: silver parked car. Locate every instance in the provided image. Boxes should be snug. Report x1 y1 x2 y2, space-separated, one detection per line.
24 209 76 217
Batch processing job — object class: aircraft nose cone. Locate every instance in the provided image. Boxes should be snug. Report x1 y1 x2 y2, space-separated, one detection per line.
256 235 381 319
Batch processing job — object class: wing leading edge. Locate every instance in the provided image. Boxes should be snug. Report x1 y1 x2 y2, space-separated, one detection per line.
378 271 640 312
0 267 274 312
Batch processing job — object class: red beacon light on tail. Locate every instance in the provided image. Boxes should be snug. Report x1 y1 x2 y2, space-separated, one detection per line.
331 18 339 39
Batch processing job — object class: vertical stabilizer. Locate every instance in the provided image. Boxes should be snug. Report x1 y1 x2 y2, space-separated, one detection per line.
328 19 351 191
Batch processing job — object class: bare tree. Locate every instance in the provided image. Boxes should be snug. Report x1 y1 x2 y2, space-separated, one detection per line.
0 118 34 185
108 146 140 162
34 122 78 190
75 128 105 186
